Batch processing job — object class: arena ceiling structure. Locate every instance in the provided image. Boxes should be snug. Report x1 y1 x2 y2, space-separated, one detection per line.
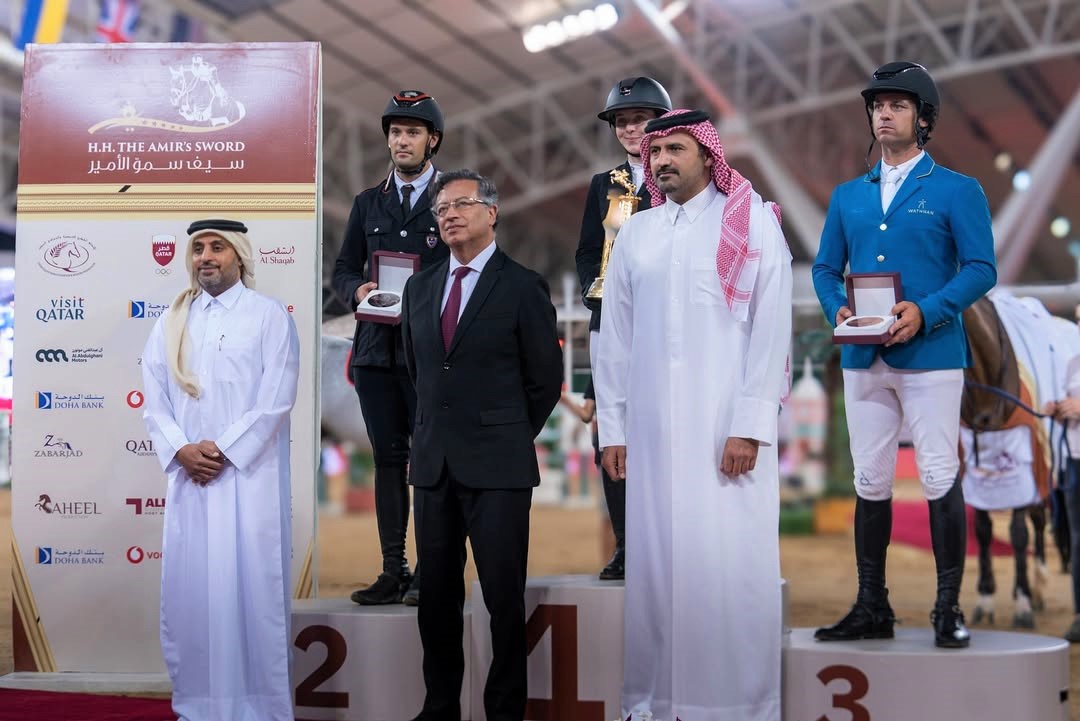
0 0 1077 314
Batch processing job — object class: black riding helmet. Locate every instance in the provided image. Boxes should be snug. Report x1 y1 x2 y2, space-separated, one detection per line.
861 61 940 148
382 90 445 156
598 76 672 124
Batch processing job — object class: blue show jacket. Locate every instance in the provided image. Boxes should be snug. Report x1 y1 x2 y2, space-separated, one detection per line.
812 153 997 370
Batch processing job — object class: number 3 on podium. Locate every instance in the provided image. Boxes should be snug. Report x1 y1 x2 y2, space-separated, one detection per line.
817 664 870 721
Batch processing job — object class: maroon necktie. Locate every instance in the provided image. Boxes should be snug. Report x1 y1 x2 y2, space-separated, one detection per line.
441 266 471 352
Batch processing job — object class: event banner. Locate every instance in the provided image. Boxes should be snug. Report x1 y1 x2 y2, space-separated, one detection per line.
13 43 321 672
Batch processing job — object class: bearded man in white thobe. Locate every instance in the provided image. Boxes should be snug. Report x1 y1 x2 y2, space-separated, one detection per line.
141 218 300 721
596 109 792 721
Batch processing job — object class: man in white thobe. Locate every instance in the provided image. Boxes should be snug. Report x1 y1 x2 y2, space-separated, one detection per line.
597 110 792 721
142 218 300 721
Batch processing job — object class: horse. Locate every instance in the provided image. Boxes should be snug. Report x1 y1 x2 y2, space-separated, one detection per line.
960 295 1052 629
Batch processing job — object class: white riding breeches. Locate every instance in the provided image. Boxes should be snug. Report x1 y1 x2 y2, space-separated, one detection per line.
843 357 964 501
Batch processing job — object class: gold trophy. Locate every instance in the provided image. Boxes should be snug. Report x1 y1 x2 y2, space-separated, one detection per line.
585 168 639 299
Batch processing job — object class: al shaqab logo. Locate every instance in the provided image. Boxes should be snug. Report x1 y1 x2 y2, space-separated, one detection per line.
88 55 246 135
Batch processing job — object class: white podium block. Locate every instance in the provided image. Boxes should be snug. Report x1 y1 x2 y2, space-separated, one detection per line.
291 598 471 721
470 575 622 721
783 628 1068 721
469 575 790 721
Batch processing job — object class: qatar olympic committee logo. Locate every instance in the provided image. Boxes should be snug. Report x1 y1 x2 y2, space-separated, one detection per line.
153 234 176 275
38 236 97 276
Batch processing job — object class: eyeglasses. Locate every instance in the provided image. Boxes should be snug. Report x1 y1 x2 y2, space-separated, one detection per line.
432 197 490 218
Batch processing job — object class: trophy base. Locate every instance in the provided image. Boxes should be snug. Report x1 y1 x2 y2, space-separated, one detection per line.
585 277 604 300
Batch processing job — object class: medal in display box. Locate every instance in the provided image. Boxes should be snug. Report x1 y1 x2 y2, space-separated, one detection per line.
354 250 420 325
833 272 903 345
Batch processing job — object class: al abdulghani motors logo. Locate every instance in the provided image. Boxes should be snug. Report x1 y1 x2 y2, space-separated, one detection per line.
38 236 97 276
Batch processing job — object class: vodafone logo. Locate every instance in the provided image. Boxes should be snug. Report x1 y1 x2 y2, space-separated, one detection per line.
126 545 162 564
126 390 144 408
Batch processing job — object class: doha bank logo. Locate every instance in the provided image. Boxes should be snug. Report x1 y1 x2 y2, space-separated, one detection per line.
37 391 105 410
128 301 168 319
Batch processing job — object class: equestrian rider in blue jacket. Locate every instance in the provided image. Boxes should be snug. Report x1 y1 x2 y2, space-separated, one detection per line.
812 61 997 649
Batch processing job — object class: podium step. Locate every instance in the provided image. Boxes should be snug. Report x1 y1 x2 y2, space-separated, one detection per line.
783 627 1069 721
291 598 471 721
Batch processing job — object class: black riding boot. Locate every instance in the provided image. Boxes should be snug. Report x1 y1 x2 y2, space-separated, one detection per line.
929 479 971 648
351 464 412 605
815 496 896 641
599 465 626 580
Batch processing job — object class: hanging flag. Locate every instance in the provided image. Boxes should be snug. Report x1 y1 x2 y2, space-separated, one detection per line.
15 0 70 50
96 0 140 44
169 12 204 43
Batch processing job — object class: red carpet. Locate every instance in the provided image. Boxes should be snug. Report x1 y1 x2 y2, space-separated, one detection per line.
0 688 172 721
890 500 1014 557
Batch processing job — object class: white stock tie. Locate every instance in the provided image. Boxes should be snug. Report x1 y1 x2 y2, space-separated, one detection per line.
881 165 902 212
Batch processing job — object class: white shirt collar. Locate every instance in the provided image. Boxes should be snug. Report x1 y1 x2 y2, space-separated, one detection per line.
663 182 719 225
448 238 498 277
196 279 245 310
882 150 925 180
396 163 436 202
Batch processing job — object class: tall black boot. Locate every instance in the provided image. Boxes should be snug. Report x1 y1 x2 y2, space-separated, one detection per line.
928 479 971 648
815 496 896 641
351 464 411 605
599 465 626 580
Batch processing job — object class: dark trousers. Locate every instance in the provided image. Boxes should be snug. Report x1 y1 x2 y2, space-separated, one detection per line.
1065 458 1080 612
353 364 416 573
415 466 532 721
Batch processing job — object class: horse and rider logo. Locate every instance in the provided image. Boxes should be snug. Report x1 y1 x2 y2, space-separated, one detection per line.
88 55 246 134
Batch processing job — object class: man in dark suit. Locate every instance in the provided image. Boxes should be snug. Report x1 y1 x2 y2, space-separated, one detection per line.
574 76 671 580
402 169 563 721
332 90 449 606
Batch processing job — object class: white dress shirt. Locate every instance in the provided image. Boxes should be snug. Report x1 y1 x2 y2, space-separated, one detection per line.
880 150 924 212
440 239 498 319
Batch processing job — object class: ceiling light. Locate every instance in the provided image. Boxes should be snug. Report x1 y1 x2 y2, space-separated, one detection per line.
522 3 621 53
1051 216 1072 239
1012 170 1031 192
994 152 1012 173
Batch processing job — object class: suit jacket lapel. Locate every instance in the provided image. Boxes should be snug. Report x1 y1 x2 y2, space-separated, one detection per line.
884 153 934 221
447 248 504 357
429 257 450 349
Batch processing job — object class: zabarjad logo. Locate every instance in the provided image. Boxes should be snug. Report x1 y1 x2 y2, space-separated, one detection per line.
89 55 246 135
38 236 97 276
36 434 81 458
126 390 144 408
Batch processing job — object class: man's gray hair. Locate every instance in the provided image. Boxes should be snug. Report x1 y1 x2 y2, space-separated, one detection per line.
431 169 498 206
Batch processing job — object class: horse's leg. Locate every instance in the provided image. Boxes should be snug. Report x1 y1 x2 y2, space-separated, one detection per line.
1029 503 1049 611
1052 483 1071 573
1011 508 1035 628
973 509 996 625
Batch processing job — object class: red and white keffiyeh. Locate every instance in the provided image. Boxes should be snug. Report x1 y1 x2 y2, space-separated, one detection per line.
641 108 783 323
